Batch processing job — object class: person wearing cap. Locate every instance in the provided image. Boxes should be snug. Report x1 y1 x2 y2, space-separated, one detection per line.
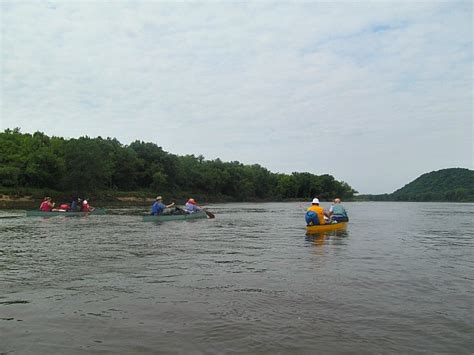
329 198 349 222
151 196 175 215
305 198 328 225
184 198 202 214
81 199 94 212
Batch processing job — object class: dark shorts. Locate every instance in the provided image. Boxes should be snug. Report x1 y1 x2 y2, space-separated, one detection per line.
306 211 320 225
331 215 348 222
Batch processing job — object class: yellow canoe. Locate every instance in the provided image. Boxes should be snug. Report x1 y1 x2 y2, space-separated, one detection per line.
306 222 348 234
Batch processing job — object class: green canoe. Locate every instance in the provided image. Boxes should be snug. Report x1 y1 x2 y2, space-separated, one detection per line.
26 208 107 217
143 210 208 222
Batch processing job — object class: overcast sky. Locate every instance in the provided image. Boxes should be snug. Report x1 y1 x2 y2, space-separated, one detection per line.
1 1 472 193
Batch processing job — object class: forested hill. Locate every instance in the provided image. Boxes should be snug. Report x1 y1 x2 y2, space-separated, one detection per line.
359 168 474 202
0 129 357 201
391 168 474 201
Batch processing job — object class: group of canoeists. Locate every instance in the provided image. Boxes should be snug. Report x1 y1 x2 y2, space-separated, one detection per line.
36 195 202 216
305 197 349 225
39 197 94 212
150 196 203 216
36 195 348 226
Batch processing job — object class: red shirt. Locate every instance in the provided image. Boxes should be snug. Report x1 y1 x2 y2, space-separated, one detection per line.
40 201 53 211
82 203 91 212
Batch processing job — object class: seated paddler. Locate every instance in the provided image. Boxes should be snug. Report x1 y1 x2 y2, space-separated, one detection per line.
184 198 202 214
71 197 83 212
329 198 349 222
39 197 55 211
305 198 329 226
151 196 175 215
81 199 94 212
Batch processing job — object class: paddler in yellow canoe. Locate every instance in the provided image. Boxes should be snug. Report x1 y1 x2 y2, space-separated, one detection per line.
305 198 329 226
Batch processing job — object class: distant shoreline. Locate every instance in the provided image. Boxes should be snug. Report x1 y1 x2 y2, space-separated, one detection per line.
2 193 472 210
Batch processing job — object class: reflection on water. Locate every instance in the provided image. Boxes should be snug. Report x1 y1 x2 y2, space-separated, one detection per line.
0 203 473 354
305 229 349 246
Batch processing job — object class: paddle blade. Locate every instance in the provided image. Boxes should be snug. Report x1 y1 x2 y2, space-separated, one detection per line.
204 210 215 219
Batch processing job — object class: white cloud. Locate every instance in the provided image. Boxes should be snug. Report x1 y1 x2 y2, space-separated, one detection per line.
1 0 472 193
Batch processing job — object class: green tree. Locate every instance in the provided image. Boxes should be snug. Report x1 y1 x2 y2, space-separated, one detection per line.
24 148 65 188
151 170 168 191
0 166 21 187
62 138 112 191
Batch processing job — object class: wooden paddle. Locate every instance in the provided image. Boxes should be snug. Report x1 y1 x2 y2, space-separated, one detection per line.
203 209 215 219
194 203 215 218
174 206 187 214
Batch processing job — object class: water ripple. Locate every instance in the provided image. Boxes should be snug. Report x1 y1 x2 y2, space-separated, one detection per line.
0 202 472 353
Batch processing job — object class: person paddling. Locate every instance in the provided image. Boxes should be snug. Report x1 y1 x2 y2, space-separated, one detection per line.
150 196 175 215
328 198 349 222
184 198 215 218
70 197 81 212
184 198 202 214
81 199 95 212
39 197 55 212
305 198 329 226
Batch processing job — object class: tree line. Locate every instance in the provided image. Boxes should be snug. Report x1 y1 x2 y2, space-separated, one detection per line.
0 128 357 201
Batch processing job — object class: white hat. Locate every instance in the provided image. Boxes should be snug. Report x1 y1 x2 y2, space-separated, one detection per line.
312 198 320 204
83 200 88 204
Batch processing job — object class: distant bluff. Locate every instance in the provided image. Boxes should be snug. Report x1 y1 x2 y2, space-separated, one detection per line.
391 168 474 202
358 168 474 202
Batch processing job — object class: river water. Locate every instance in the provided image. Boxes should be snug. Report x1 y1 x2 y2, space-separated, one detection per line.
0 202 472 354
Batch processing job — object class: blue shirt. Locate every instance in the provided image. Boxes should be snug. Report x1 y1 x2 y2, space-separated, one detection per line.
151 201 166 215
